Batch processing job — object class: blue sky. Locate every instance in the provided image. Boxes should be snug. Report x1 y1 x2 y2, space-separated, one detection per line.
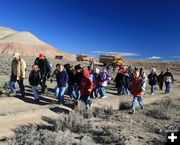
0 0 180 61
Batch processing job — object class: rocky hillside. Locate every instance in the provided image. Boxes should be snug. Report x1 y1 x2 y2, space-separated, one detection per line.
0 26 75 59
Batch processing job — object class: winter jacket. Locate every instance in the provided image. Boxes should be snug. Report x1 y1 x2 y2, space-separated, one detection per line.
80 70 93 97
148 73 158 86
94 73 101 87
164 72 174 83
11 58 26 80
66 69 75 86
114 73 124 88
99 72 111 87
34 57 51 76
74 72 83 87
141 75 147 92
56 70 69 87
29 70 41 86
157 74 164 84
130 76 143 96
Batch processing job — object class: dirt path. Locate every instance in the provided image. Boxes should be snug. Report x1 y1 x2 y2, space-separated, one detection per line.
0 80 179 139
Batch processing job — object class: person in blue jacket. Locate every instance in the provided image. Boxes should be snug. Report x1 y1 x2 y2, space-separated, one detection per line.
56 64 69 104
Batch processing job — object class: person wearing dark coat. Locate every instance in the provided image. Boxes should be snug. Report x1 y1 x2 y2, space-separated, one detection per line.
56 65 69 104
163 68 174 94
157 71 164 90
29 65 41 103
148 68 158 95
34 53 51 94
64 63 75 98
73 65 83 99
114 69 124 95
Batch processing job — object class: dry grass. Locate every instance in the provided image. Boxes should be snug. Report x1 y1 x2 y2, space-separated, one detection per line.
119 102 131 110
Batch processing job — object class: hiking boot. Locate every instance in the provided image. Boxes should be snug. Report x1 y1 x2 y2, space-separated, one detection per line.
141 105 144 109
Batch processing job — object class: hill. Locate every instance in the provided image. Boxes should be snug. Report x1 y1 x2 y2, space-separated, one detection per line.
0 26 75 59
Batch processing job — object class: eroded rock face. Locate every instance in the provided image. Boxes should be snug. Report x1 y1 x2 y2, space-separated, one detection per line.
0 26 75 60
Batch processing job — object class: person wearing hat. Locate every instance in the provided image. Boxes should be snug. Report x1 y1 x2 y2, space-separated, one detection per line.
34 53 52 94
9 53 26 97
163 68 174 94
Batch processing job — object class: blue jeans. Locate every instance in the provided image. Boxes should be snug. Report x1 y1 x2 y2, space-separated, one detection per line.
99 87 107 97
72 84 80 99
81 96 92 106
122 86 129 95
40 74 47 94
32 86 39 100
117 86 122 95
55 87 59 97
165 82 170 93
58 87 66 103
9 75 25 97
95 87 99 98
132 96 144 111
151 85 155 94
67 85 74 97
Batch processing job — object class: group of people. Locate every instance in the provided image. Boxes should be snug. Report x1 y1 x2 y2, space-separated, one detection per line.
8 53 111 109
8 52 174 112
114 65 174 113
148 68 174 95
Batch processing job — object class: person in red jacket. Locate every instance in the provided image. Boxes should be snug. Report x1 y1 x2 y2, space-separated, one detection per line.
80 69 93 109
130 70 144 114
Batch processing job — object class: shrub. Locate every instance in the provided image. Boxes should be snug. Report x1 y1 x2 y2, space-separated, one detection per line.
55 112 91 133
92 106 114 118
93 125 125 144
170 100 180 110
145 108 170 120
79 109 93 119
119 102 131 110
7 125 41 145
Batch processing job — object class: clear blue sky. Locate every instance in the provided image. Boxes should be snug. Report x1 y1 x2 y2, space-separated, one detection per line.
0 0 180 61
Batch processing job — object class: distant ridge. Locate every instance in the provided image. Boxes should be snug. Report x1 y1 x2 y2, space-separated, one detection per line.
0 26 75 59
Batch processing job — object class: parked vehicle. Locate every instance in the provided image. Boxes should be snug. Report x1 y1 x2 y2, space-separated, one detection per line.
76 54 89 61
99 55 124 66
55 55 63 60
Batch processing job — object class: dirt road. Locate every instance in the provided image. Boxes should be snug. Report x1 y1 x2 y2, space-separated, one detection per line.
0 78 179 139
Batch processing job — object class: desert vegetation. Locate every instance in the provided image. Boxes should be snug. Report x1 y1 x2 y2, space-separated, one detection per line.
3 98 179 145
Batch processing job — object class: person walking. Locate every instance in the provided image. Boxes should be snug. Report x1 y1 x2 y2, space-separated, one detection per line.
34 53 51 94
56 65 69 104
94 67 101 98
163 68 174 94
99 68 111 99
114 69 124 95
73 65 83 100
64 63 75 98
88 65 95 98
79 69 93 109
51 64 60 97
9 53 26 97
29 65 41 103
148 68 158 95
130 70 145 114
157 71 164 90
